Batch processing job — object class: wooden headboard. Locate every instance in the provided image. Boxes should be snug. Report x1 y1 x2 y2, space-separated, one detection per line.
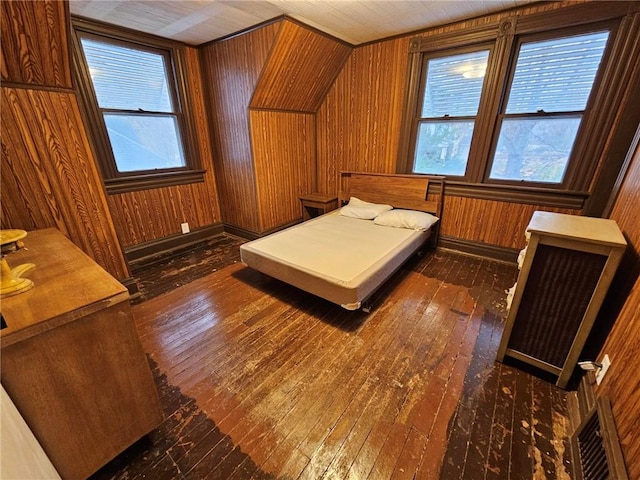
338 171 445 219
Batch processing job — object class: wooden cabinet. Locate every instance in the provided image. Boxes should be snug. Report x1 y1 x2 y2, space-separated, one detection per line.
497 211 626 389
300 193 339 221
0 229 162 480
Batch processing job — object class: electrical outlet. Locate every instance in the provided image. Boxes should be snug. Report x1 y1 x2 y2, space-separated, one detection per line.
595 354 611 385
181 222 190 234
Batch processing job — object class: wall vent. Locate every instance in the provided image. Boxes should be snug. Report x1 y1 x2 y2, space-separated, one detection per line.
571 396 628 480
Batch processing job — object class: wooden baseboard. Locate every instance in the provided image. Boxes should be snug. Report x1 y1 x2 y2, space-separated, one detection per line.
261 219 301 236
438 235 519 263
120 276 140 296
125 218 307 265
125 223 225 265
224 218 302 240
126 227 516 267
223 224 259 240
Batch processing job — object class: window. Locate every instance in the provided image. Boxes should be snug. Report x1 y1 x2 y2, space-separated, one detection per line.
81 37 186 173
73 22 203 193
488 31 609 184
414 49 490 177
400 9 626 206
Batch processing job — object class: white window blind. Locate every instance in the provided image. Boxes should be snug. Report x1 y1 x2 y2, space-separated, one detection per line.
414 49 490 176
80 37 186 173
489 30 609 183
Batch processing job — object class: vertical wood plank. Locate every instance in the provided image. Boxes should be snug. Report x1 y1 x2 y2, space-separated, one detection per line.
596 126 640 479
440 197 581 249
315 0 636 252
202 19 350 235
316 36 411 195
1 0 72 88
1 87 128 279
251 111 316 231
201 22 280 233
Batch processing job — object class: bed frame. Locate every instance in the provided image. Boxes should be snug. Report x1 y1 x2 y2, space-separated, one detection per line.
241 171 445 311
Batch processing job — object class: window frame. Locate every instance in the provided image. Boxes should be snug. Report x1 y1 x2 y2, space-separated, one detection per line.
397 3 633 210
410 43 496 181
484 25 615 189
71 18 205 194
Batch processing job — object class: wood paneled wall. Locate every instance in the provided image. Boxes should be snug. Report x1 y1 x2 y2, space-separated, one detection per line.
1 0 128 280
201 22 281 233
440 198 578 250
106 183 218 248
251 111 316 231
1 87 128 280
316 37 410 194
251 21 351 113
315 1 635 250
595 131 640 479
106 46 222 248
315 34 579 251
203 19 350 235
2 2 222 269
1 0 71 88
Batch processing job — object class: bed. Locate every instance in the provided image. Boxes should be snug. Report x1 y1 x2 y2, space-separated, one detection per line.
240 172 445 310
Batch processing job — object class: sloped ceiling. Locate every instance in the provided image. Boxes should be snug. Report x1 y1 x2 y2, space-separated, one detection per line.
250 20 352 112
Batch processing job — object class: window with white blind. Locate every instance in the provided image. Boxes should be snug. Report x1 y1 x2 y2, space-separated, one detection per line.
80 37 186 173
414 48 490 176
404 18 618 197
72 23 202 193
488 31 609 184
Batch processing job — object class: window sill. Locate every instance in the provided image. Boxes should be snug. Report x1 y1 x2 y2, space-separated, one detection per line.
104 169 206 194
442 181 588 209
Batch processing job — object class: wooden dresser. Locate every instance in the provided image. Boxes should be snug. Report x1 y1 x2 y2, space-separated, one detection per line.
497 212 626 388
0 229 162 480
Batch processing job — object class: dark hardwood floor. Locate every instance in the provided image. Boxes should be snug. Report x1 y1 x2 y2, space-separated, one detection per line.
127 234 246 305
91 235 574 480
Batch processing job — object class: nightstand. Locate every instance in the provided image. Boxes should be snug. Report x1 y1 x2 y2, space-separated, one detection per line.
300 193 339 221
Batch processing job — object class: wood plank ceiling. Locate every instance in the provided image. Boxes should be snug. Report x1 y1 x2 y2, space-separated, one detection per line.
68 0 536 45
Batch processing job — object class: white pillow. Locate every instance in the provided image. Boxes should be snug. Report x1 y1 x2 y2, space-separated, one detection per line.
339 197 392 220
346 196 370 206
374 209 439 231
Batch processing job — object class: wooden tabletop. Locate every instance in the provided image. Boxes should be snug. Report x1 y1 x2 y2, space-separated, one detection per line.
1 228 129 347
299 193 338 202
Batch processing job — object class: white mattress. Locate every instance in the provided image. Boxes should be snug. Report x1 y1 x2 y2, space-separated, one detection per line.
240 211 430 309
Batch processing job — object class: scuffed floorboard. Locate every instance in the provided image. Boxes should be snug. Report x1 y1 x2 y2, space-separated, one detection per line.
90 241 574 480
